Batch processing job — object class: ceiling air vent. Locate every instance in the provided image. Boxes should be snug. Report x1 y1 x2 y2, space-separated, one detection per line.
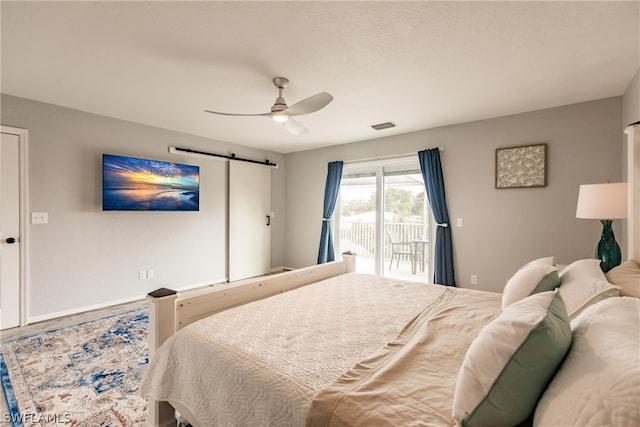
371 121 397 131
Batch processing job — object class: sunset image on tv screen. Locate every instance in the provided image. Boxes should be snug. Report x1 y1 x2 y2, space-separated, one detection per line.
103 154 200 211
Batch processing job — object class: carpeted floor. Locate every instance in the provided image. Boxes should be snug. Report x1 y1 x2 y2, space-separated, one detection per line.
0 306 149 426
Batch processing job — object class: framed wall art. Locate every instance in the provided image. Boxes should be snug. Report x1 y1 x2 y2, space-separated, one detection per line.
495 143 547 189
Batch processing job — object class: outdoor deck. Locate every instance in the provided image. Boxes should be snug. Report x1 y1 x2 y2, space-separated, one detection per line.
339 220 431 283
353 254 430 283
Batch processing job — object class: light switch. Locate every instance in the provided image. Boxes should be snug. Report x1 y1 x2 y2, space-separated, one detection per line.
456 217 463 227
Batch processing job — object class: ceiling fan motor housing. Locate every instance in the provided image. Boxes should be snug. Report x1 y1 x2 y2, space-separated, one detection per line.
271 77 289 112
271 96 287 111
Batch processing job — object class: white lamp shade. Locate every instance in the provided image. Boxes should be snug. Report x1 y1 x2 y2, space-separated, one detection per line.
576 182 628 219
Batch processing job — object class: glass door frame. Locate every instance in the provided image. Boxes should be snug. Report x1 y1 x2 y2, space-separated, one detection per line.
334 156 434 281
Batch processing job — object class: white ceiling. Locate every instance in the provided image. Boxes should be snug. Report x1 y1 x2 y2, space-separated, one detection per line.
2 1 638 154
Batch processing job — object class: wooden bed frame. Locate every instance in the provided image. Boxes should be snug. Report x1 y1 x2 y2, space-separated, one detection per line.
144 253 356 427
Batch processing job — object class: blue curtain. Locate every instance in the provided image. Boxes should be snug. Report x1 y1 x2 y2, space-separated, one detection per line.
317 161 344 264
418 149 456 286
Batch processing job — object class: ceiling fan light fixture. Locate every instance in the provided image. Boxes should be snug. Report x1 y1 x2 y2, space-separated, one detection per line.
204 77 332 134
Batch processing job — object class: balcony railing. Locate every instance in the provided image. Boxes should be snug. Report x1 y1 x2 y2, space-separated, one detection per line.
339 220 428 258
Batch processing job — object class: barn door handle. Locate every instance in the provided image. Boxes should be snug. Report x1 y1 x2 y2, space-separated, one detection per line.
266 215 271 226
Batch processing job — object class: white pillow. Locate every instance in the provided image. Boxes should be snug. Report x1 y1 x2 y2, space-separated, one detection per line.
534 297 640 427
606 260 640 298
452 291 571 427
558 259 620 320
561 258 607 280
502 257 559 309
529 256 555 266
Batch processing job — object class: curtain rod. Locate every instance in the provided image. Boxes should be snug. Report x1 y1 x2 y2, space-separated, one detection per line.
169 146 278 168
343 147 443 165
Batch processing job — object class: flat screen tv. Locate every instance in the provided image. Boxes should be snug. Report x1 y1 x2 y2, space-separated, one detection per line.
102 154 200 211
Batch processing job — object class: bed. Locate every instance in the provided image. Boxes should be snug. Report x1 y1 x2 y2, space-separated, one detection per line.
140 253 640 427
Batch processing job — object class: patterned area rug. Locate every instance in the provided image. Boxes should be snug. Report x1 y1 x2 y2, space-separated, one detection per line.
0 308 148 426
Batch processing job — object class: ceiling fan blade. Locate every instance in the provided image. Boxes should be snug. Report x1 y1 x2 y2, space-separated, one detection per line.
284 92 333 116
283 118 307 135
204 110 271 117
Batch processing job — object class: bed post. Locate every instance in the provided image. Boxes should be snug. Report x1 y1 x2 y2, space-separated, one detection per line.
146 288 179 427
342 252 357 273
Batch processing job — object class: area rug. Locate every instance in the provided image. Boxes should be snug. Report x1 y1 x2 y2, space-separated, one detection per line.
0 308 148 426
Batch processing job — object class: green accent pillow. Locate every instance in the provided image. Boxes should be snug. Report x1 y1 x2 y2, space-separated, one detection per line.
452 291 571 427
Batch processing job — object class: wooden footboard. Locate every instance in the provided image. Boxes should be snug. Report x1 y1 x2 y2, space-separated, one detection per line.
144 253 356 427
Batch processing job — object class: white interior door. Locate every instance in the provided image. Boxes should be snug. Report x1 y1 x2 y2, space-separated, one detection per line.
0 131 21 329
228 160 271 281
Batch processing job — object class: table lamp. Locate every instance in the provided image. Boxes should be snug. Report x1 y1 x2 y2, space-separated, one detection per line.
576 182 628 272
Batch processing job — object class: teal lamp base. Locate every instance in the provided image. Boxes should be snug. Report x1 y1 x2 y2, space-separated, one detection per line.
596 220 621 273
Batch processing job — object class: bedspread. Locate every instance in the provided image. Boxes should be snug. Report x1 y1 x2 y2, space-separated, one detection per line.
306 287 502 427
140 273 500 426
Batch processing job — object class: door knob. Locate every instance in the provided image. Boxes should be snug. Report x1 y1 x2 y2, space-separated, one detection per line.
5 237 16 244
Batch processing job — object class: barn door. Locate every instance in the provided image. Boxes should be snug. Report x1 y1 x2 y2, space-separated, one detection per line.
228 160 271 281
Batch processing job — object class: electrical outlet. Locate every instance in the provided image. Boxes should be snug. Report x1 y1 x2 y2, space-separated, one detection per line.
470 274 478 285
139 270 147 280
31 212 48 224
147 269 154 279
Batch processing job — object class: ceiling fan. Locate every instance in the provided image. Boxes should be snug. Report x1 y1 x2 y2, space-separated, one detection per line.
204 77 333 135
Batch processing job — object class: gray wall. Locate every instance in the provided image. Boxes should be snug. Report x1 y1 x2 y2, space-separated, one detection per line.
3 90 632 318
284 97 624 293
1 94 286 320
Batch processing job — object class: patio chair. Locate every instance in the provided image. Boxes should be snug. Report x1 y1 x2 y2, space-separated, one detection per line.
387 231 414 270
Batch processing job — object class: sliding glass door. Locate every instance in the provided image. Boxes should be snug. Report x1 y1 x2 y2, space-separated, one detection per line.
335 171 377 275
334 158 432 282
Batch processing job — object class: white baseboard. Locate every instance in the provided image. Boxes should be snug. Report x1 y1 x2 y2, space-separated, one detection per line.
26 277 229 325
172 277 228 292
27 294 146 325
271 265 294 273
171 277 229 297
